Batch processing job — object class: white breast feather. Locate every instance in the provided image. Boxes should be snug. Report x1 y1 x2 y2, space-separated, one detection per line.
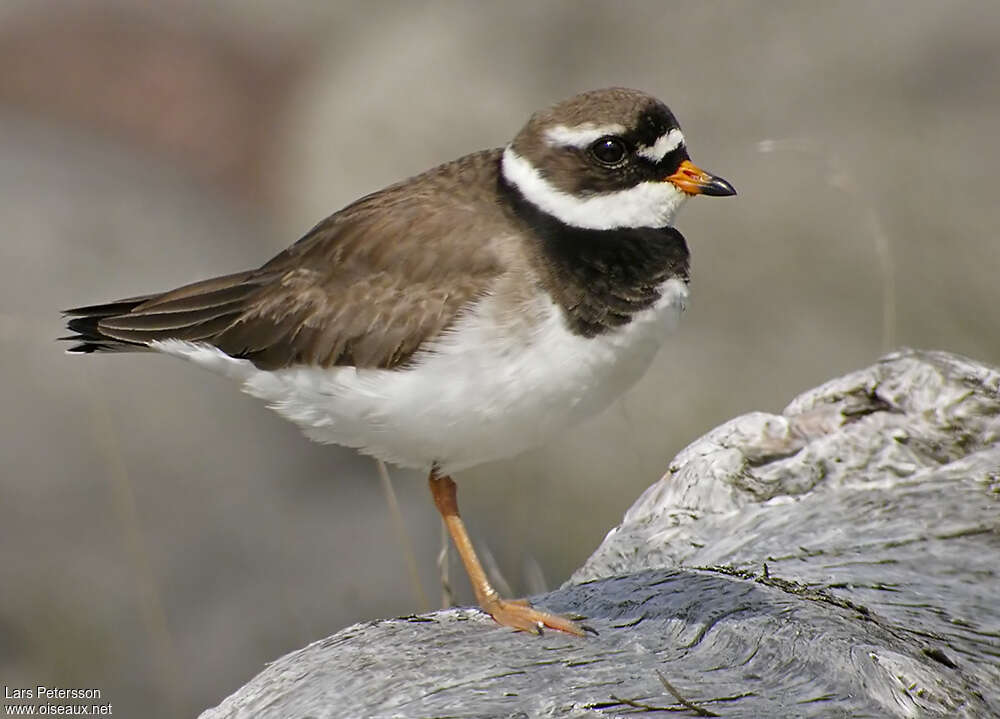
152 278 688 473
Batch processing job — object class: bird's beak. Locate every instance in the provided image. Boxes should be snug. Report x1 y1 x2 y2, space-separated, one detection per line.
667 160 737 197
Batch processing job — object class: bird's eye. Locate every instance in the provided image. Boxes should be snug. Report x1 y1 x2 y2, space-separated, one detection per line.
589 136 628 166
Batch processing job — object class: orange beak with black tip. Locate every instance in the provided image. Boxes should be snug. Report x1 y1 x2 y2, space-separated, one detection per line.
667 159 737 197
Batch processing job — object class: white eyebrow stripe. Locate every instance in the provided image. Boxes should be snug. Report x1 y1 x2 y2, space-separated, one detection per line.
636 128 686 162
544 123 627 148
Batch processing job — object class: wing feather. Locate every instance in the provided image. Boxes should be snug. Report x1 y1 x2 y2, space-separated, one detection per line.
62 149 508 370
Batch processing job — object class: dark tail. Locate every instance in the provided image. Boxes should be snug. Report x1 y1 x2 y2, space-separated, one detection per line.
62 296 158 354
60 270 261 355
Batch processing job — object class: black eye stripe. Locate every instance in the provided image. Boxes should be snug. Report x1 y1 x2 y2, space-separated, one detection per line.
656 146 689 173
665 142 687 159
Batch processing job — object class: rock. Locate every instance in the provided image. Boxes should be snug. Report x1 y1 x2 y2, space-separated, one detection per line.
200 349 1000 718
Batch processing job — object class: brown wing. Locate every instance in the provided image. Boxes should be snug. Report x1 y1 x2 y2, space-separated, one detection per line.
64 150 507 370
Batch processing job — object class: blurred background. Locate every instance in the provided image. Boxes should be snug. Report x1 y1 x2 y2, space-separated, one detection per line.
2 0 998 715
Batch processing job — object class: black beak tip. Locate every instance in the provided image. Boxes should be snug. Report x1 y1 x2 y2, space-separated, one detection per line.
705 176 737 197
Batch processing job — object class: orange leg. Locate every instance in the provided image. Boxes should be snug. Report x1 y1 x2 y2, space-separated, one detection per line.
428 468 586 636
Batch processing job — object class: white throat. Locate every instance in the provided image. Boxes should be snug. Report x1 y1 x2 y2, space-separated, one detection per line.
501 146 688 231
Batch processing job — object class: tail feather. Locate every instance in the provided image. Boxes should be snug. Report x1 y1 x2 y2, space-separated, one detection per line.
61 271 261 355
62 297 155 353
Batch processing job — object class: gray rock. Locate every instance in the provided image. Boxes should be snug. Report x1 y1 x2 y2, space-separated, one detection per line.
201 350 1000 718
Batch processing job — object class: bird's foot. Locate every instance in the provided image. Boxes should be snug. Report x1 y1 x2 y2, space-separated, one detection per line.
480 596 590 636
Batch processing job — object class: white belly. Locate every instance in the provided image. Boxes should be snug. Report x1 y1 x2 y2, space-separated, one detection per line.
153 278 688 473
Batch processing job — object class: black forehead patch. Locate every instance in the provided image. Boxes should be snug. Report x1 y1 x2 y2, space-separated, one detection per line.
618 102 688 185
627 102 679 147
629 103 681 149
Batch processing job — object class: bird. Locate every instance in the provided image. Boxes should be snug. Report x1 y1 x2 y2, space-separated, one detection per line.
62 87 735 636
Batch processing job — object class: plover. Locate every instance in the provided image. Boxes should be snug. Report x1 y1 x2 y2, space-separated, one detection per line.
63 87 735 635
